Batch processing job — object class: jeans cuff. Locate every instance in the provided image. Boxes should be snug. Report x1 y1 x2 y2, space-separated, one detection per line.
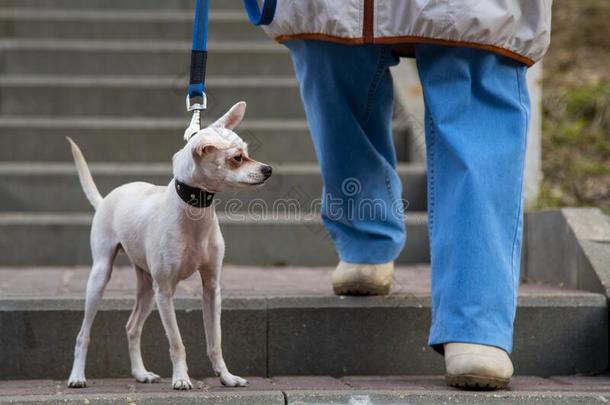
336 236 405 265
428 326 513 355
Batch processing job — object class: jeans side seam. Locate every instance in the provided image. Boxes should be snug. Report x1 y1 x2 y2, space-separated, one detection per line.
362 47 397 208
510 67 529 310
427 112 436 234
427 110 437 331
363 46 388 126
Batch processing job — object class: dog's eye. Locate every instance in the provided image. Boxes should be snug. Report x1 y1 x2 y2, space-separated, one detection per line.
234 154 243 163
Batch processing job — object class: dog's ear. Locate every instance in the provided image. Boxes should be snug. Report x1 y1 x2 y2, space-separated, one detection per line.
194 144 217 158
213 101 246 130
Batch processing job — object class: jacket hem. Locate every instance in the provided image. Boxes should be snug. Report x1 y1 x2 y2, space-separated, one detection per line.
274 33 535 66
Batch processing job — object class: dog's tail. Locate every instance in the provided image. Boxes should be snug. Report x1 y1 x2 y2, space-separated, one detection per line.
66 137 103 210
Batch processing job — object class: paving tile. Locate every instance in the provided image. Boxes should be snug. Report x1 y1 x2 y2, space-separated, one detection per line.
549 375 610 391
285 391 610 405
0 379 56 396
342 375 430 390
271 376 349 390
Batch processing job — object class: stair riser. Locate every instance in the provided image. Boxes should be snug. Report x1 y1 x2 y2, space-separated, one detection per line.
0 302 266 380
0 17 269 42
0 167 427 212
0 218 430 266
0 81 303 119
0 125 412 163
0 47 292 77
0 0 243 10
0 297 606 379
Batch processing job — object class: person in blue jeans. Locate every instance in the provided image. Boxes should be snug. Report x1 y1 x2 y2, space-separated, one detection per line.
261 0 551 390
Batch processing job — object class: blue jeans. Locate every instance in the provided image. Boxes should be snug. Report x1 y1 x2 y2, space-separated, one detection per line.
286 41 530 354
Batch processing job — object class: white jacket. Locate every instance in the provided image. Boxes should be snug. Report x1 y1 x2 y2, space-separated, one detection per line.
263 0 552 66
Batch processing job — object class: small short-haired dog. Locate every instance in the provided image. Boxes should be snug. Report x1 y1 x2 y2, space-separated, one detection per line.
67 101 271 390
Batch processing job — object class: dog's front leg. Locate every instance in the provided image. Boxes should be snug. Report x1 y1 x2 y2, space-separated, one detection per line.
154 284 192 390
199 269 248 387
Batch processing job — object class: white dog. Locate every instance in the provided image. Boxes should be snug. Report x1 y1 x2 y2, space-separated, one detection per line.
66 101 271 390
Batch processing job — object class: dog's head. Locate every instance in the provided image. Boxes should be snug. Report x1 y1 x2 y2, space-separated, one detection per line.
173 101 272 192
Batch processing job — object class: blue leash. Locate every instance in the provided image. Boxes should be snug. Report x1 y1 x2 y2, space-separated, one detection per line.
243 0 277 26
186 0 209 112
186 0 277 116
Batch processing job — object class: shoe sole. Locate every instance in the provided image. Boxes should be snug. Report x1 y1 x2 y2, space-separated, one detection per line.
446 374 510 390
333 282 390 296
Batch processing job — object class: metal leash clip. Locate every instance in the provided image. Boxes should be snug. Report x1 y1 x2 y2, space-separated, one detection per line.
186 93 207 112
184 93 208 141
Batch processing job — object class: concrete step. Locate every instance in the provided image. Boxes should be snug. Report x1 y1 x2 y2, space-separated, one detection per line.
3 377 610 405
0 40 291 77
0 163 427 212
0 75 302 119
4 377 610 405
0 0 244 11
0 212 430 266
0 266 607 379
0 117 412 163
0 10 269 42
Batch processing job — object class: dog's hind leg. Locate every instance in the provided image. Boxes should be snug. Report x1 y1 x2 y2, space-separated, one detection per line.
126 266 160 383
67 238 119 388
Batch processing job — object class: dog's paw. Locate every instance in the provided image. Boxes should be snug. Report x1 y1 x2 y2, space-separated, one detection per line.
134 370 161 384
220 373 248 387
67 378 87 388
172 377 193 390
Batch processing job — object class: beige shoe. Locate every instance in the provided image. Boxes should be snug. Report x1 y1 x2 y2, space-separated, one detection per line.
444 343 513 390
332 261 393 296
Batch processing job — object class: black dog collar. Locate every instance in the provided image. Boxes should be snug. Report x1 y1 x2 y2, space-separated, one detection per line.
174 179 215 208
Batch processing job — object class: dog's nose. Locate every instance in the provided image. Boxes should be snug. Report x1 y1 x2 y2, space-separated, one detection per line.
261 165 272 178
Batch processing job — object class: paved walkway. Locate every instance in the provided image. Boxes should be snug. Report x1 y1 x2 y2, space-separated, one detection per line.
1 376 610 404
0 265 584 298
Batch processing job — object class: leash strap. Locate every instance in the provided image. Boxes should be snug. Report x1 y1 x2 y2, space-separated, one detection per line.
184 0 276 141
243 0 277 26
187 0 209 112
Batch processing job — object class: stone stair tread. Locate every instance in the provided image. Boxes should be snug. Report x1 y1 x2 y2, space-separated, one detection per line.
0 8 267 42
0 116 307 129
0 116 408 131
0 38 284 52
0 116 412 164
0 162 428 213
0 211 430 226
0 265 601 301
1 376 610 404
0 161 424 175
0 8 246 20
0 76 303 118
0 74 297 87
0 117 325 164
0 0 242 10
0 75 303 118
